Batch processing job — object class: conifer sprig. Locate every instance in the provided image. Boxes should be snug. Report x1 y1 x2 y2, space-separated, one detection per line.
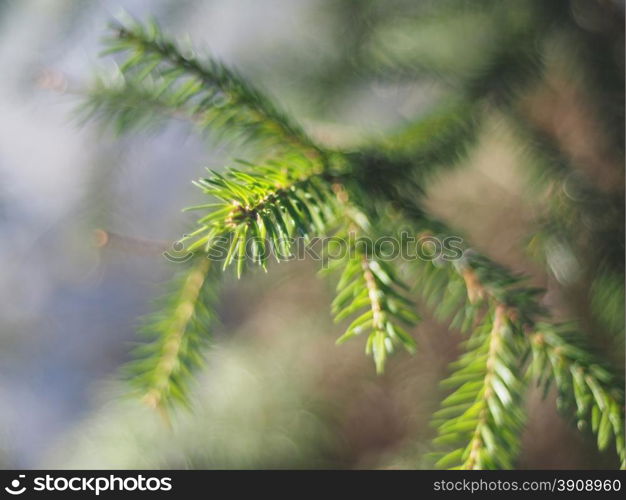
125 258 218 413
365 176 623 467
404 218 625 467
79 75 197 134
432 304 525 469
529 324 625 467
332 249 418 373
182 157 339 276
89 18 320 153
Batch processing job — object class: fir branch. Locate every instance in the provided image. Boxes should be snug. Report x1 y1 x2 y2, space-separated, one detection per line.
98 18 320 154
331 247 418 374
182 157 339 275
529 324 625 467
322 185 419 373
78 71 207 134
125 258 218 412
412 218 625 467
364 166 623 467
432 304 525 469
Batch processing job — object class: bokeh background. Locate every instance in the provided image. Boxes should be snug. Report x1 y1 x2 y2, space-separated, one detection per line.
0 0 623 469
